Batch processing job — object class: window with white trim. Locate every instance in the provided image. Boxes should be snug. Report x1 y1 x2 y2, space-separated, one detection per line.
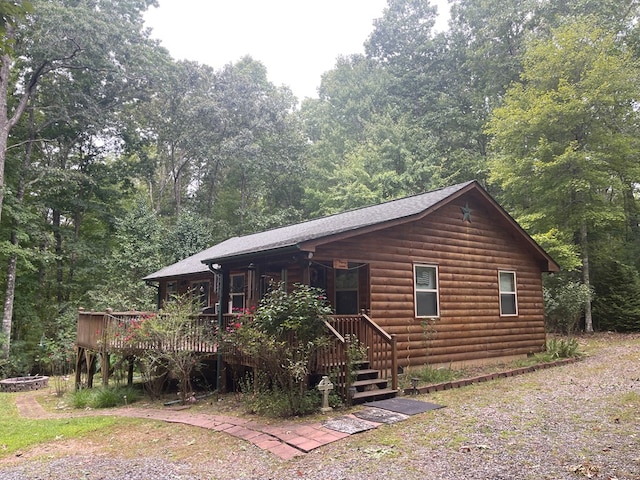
414 265 439 317
499 271 518 316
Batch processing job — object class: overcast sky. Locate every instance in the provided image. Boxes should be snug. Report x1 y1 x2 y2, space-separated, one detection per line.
144 1 450 100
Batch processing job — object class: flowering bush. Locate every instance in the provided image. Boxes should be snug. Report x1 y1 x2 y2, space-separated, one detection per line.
125 297 210 403
222 283 332 417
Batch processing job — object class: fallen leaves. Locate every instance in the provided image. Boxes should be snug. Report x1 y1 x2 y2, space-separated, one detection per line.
362 446 395 459
568 462 600 478
459 444 491 453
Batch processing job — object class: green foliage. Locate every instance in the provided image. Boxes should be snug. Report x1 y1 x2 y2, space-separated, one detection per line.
239 373 321 418
545 337 580 359
85 197 161 311
130 295 211 404
0 393 118 456
543 275 593 334
4 0 640 383
161 211 215 264
410 366 458 386
487 18 640 269
250 283 332 342
223 283 332 417
70 387 92 408
69 385 140 409
592 260 640 331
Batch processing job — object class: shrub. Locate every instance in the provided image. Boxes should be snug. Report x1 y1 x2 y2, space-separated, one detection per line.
544 275 592 334
128 295 211 404
70 387 92 409
592 260 640 332
240 373 321 417
69 385 141 409
546 337 580 359
223 283 332 417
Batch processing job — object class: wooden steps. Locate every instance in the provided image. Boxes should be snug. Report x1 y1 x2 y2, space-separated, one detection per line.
345 362 398 404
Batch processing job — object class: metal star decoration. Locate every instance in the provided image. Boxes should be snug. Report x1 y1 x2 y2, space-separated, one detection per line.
461 202 472 223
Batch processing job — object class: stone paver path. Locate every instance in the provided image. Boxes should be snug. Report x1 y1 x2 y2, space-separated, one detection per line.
13 360 578 460
14 394 379 460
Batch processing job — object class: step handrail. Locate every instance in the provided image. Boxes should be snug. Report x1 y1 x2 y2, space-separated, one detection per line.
361 314 398 391
323 319 345 343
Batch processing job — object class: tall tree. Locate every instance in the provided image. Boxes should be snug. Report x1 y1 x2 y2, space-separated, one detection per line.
195 57 306 233
1 0 161 359
487 19 640 332
0 1 33 229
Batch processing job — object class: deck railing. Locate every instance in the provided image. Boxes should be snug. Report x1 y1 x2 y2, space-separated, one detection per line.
322 314 398 397
76 310 397 397
76 309 218 353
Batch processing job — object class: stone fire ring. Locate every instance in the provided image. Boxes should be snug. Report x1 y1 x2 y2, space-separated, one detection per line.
0 375 49 392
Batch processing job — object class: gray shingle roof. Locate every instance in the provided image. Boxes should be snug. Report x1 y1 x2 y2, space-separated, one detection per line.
143 181 475 281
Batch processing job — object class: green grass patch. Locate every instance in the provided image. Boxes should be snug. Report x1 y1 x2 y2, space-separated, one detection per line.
401 337 582 390
69 385 142 409
401 365 461 389
0 393 120 457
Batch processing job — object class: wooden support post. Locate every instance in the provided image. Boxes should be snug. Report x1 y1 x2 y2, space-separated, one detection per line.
75 346 84 391
127 357 134 386
101 352 110 387
391 334 398 391
87 351 96 388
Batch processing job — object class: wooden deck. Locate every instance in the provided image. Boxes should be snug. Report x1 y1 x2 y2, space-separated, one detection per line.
75 309 398 398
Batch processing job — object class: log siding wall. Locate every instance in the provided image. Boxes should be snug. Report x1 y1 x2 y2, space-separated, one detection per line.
313 192 547 368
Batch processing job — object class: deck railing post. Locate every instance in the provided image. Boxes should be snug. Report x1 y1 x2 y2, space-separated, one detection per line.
390 334 398 391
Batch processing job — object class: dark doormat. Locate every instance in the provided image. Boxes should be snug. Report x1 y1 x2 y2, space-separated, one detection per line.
353 407 409 424
363 398 444 415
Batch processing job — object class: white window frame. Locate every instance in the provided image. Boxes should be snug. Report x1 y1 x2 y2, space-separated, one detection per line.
229 273 246 312
414 264 440 318
499 270 518 316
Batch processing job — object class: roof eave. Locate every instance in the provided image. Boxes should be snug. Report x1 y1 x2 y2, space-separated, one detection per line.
300 182 478 251
200 244 304 267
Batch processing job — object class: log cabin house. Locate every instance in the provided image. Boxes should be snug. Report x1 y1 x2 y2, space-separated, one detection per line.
76 180 559 402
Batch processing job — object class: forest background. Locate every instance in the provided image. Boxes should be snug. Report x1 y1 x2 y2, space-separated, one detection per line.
1 0 640 375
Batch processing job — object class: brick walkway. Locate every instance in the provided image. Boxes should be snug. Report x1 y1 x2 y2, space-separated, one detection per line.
14 394 379 460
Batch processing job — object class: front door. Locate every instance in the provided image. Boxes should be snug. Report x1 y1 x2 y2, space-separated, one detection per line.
335 267 359 314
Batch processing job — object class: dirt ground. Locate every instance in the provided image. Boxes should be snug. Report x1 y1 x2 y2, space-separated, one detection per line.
1 333 639 480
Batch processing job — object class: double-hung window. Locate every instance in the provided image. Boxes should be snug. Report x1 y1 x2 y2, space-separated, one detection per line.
499 271 518 316
230 274 246 312
414 265 439 318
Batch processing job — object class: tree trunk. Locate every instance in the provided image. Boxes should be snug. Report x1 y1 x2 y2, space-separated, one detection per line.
581 221 593 333
0 27 48 357
1 104 35 359
0 52 12 235
53 208 64 303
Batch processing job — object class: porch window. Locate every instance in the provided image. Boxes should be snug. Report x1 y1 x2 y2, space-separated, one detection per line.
190 281 210 309
335 267 358 314
166 281 177 302
499 271 518 316
414 265 439 318
230 274 245 312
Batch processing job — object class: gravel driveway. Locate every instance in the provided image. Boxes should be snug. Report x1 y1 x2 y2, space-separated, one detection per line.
1 334 639 479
